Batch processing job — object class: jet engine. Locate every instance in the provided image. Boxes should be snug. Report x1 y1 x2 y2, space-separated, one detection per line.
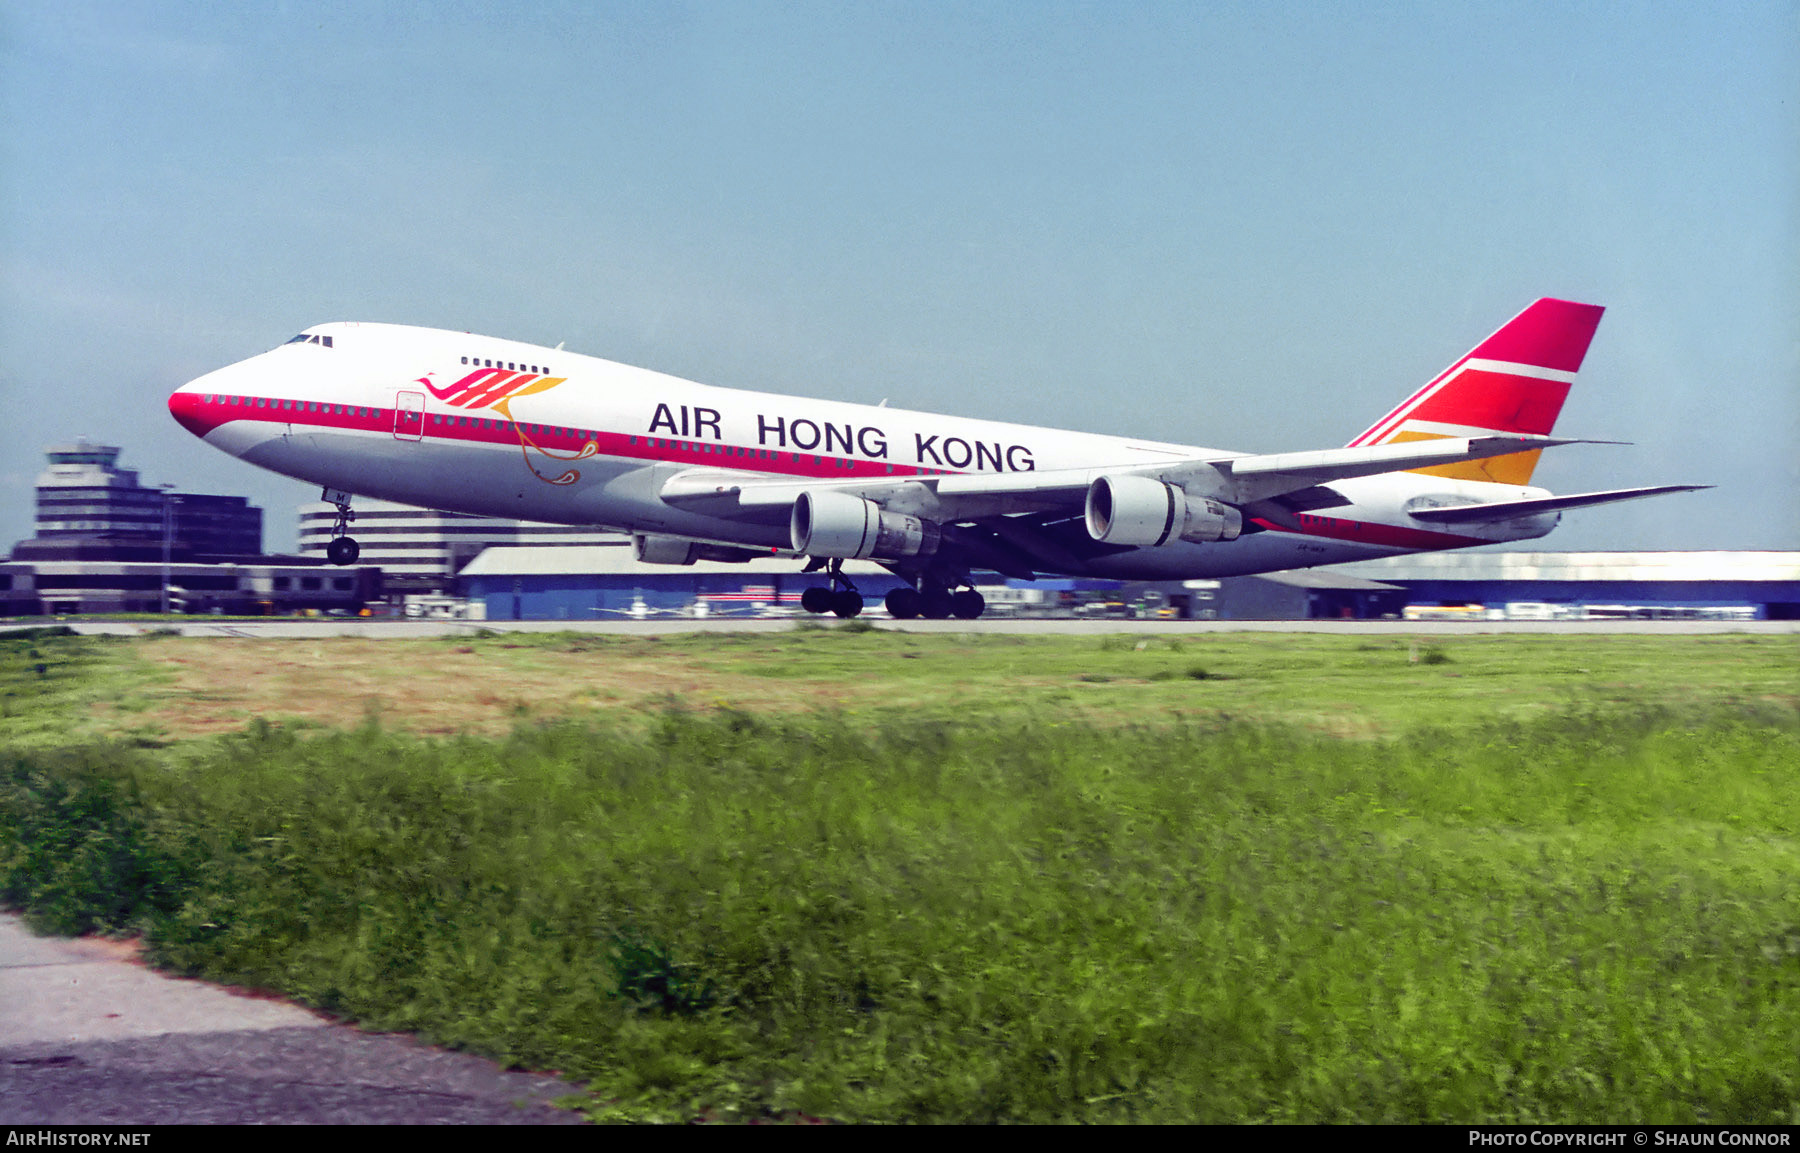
1085 475 1243 547
790 489 941 559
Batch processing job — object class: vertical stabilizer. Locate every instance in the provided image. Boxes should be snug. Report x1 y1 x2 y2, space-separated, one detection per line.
1348 298 1605 485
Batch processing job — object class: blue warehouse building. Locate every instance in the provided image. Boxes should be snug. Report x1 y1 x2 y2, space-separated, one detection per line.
456 546 914 621
453 546 1133 620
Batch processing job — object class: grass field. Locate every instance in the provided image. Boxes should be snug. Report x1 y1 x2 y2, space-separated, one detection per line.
12 626 1798 742
3 625 1798 1122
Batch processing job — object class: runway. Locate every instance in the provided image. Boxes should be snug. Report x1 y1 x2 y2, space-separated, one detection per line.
52 617 1800 638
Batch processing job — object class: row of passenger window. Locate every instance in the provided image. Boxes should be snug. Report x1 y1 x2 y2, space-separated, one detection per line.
461 355 552 374
432 414 588 436
207 393 936 475
203 395 379 418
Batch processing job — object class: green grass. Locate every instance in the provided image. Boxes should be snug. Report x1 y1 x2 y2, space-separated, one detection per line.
0 630 174 747
2 629 1798 1121
6 628 1797 744
414 627 1800 737
500 629 1800 726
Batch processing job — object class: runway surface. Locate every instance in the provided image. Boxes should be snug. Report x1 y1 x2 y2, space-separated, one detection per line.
53 617 1800 638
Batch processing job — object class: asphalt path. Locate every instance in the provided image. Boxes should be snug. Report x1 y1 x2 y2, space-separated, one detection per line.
52 617 1800 638
0 914 584 1125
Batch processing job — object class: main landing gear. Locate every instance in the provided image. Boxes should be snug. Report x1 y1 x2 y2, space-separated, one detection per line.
322 488 360 566
883 584 984 621
798 559 864 618
796 562 987 621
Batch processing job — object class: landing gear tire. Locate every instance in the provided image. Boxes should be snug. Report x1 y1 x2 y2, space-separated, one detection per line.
951 590 986 620
918 587 954 620
321 489 359 566
801 586 835 614
884 587 921 620
830 590 864 618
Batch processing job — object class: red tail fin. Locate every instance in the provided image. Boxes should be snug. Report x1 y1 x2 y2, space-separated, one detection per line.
1349 298 1605 485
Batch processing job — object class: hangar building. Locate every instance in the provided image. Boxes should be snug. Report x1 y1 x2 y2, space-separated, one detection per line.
1334 552 1800 620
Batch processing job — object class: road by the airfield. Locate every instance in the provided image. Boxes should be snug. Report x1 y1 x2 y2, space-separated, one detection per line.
0 914 584 1124
54 617 1800 638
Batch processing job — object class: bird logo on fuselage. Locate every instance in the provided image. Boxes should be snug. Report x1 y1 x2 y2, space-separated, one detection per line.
414 367 594 486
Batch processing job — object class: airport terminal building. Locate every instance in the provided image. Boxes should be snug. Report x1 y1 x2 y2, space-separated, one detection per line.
18 440 262 563
4 441 378 616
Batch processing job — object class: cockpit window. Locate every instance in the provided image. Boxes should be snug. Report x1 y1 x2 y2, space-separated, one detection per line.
284 333 334 348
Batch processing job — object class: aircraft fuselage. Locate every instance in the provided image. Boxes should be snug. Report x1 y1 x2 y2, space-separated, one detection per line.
171 322 1561 583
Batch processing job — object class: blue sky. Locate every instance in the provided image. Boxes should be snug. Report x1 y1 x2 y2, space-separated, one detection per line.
3 1 1795 552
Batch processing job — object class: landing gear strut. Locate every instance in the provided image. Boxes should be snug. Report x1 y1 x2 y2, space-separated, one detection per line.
322 488 360 566
800 559 863 618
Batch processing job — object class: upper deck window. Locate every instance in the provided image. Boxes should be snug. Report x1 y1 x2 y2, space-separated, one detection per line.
462 353 553 373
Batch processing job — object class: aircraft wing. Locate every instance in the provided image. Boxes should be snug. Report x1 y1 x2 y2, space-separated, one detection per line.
658 434 1586 521
1214 435 1582 493
1406 484 1712 523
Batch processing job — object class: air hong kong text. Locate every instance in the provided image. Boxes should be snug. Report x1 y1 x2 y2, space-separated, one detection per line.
647 404 1036 472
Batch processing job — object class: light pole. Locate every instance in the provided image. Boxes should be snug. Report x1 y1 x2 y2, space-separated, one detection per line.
158 485 177 615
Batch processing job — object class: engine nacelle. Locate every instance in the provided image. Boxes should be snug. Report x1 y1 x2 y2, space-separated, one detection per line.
633 533 700 565
1085 475 1243 547
791 490 941 559
634 534 764 565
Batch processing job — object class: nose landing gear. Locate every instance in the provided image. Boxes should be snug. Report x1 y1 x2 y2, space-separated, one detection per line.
321 488 360 565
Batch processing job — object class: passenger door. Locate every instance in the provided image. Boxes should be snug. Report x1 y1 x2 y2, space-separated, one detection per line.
393 390 425 441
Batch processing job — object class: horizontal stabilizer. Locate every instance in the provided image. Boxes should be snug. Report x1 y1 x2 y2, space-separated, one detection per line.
1408 485 1711 523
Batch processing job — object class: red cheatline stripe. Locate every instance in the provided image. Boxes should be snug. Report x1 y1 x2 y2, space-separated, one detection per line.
170 390 965 481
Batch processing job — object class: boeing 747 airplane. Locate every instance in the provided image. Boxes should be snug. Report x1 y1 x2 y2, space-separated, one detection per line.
169 298 1704 618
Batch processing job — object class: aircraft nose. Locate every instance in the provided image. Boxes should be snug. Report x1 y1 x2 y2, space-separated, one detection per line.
168 368 233 439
